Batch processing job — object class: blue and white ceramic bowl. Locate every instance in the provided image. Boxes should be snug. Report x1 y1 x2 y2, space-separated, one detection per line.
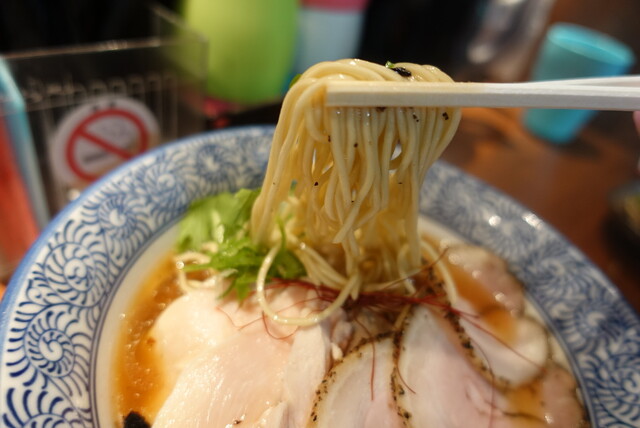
1 127 639 427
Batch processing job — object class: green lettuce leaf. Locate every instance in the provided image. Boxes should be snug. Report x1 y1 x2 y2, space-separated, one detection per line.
177 188 259 252
177 188 305 299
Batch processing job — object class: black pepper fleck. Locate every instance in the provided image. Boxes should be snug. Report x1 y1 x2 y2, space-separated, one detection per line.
442 112 449 120
392 66 412 77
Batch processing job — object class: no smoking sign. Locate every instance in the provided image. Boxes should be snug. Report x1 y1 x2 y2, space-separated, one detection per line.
50 97 159 187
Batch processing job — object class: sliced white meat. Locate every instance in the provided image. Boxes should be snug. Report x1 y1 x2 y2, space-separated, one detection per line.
150 286 314 390
249 320 336 428
216 285 312 338
395 306 546 428
329 310 353 359
153 329 290 428
439 244 548 387
445 244 525 314
460 312 550 388
149 289 239 388
539 364 588 427
252 402 289 428
151 286 343 427
346 308 396 352
309 335 403 428
283 322 332 427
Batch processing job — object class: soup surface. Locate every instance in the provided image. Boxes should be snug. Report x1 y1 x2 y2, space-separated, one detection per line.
114 255 182 422
113 229 587 427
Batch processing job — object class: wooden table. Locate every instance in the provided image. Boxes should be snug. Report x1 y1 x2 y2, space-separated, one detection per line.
442 107 640 314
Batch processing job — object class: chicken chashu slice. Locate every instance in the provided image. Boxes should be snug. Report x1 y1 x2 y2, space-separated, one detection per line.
151 286 335 428
428 243 551 389
393 306 589 428
308 334 405 428
445 244 551 388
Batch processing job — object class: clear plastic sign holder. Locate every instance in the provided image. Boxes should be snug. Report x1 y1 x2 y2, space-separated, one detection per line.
0 4 207 278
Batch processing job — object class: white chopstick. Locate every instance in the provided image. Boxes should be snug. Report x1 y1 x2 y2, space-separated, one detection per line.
528 75 640 87
324 76 640 111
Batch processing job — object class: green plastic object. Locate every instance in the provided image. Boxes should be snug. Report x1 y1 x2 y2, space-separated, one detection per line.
182 0 298 103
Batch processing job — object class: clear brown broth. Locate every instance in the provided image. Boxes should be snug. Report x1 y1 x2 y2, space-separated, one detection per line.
112 245 583 427
113 254 182 424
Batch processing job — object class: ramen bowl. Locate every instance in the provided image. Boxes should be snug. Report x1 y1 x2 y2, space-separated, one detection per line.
1 126 639 427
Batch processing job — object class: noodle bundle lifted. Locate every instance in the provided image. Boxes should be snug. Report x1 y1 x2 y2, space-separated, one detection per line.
251 59 461 325
114 60 589 428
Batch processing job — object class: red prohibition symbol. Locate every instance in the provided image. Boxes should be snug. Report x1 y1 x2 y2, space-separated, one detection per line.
65 108 149 182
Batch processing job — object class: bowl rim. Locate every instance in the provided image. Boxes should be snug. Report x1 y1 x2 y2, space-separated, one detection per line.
0 125 275 350
1 125 639 427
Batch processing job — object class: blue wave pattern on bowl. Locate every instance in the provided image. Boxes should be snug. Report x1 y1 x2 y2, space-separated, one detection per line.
1 126 639 427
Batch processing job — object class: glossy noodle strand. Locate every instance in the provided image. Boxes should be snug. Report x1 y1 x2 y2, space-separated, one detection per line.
251 59 461 325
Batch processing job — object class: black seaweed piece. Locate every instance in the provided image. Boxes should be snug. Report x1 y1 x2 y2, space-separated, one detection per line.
123 411 151 428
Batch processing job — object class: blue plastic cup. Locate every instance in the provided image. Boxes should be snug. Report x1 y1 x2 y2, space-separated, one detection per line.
523 23 635 144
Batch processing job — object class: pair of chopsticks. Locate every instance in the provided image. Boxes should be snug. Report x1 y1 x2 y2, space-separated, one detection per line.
325 75 640 111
